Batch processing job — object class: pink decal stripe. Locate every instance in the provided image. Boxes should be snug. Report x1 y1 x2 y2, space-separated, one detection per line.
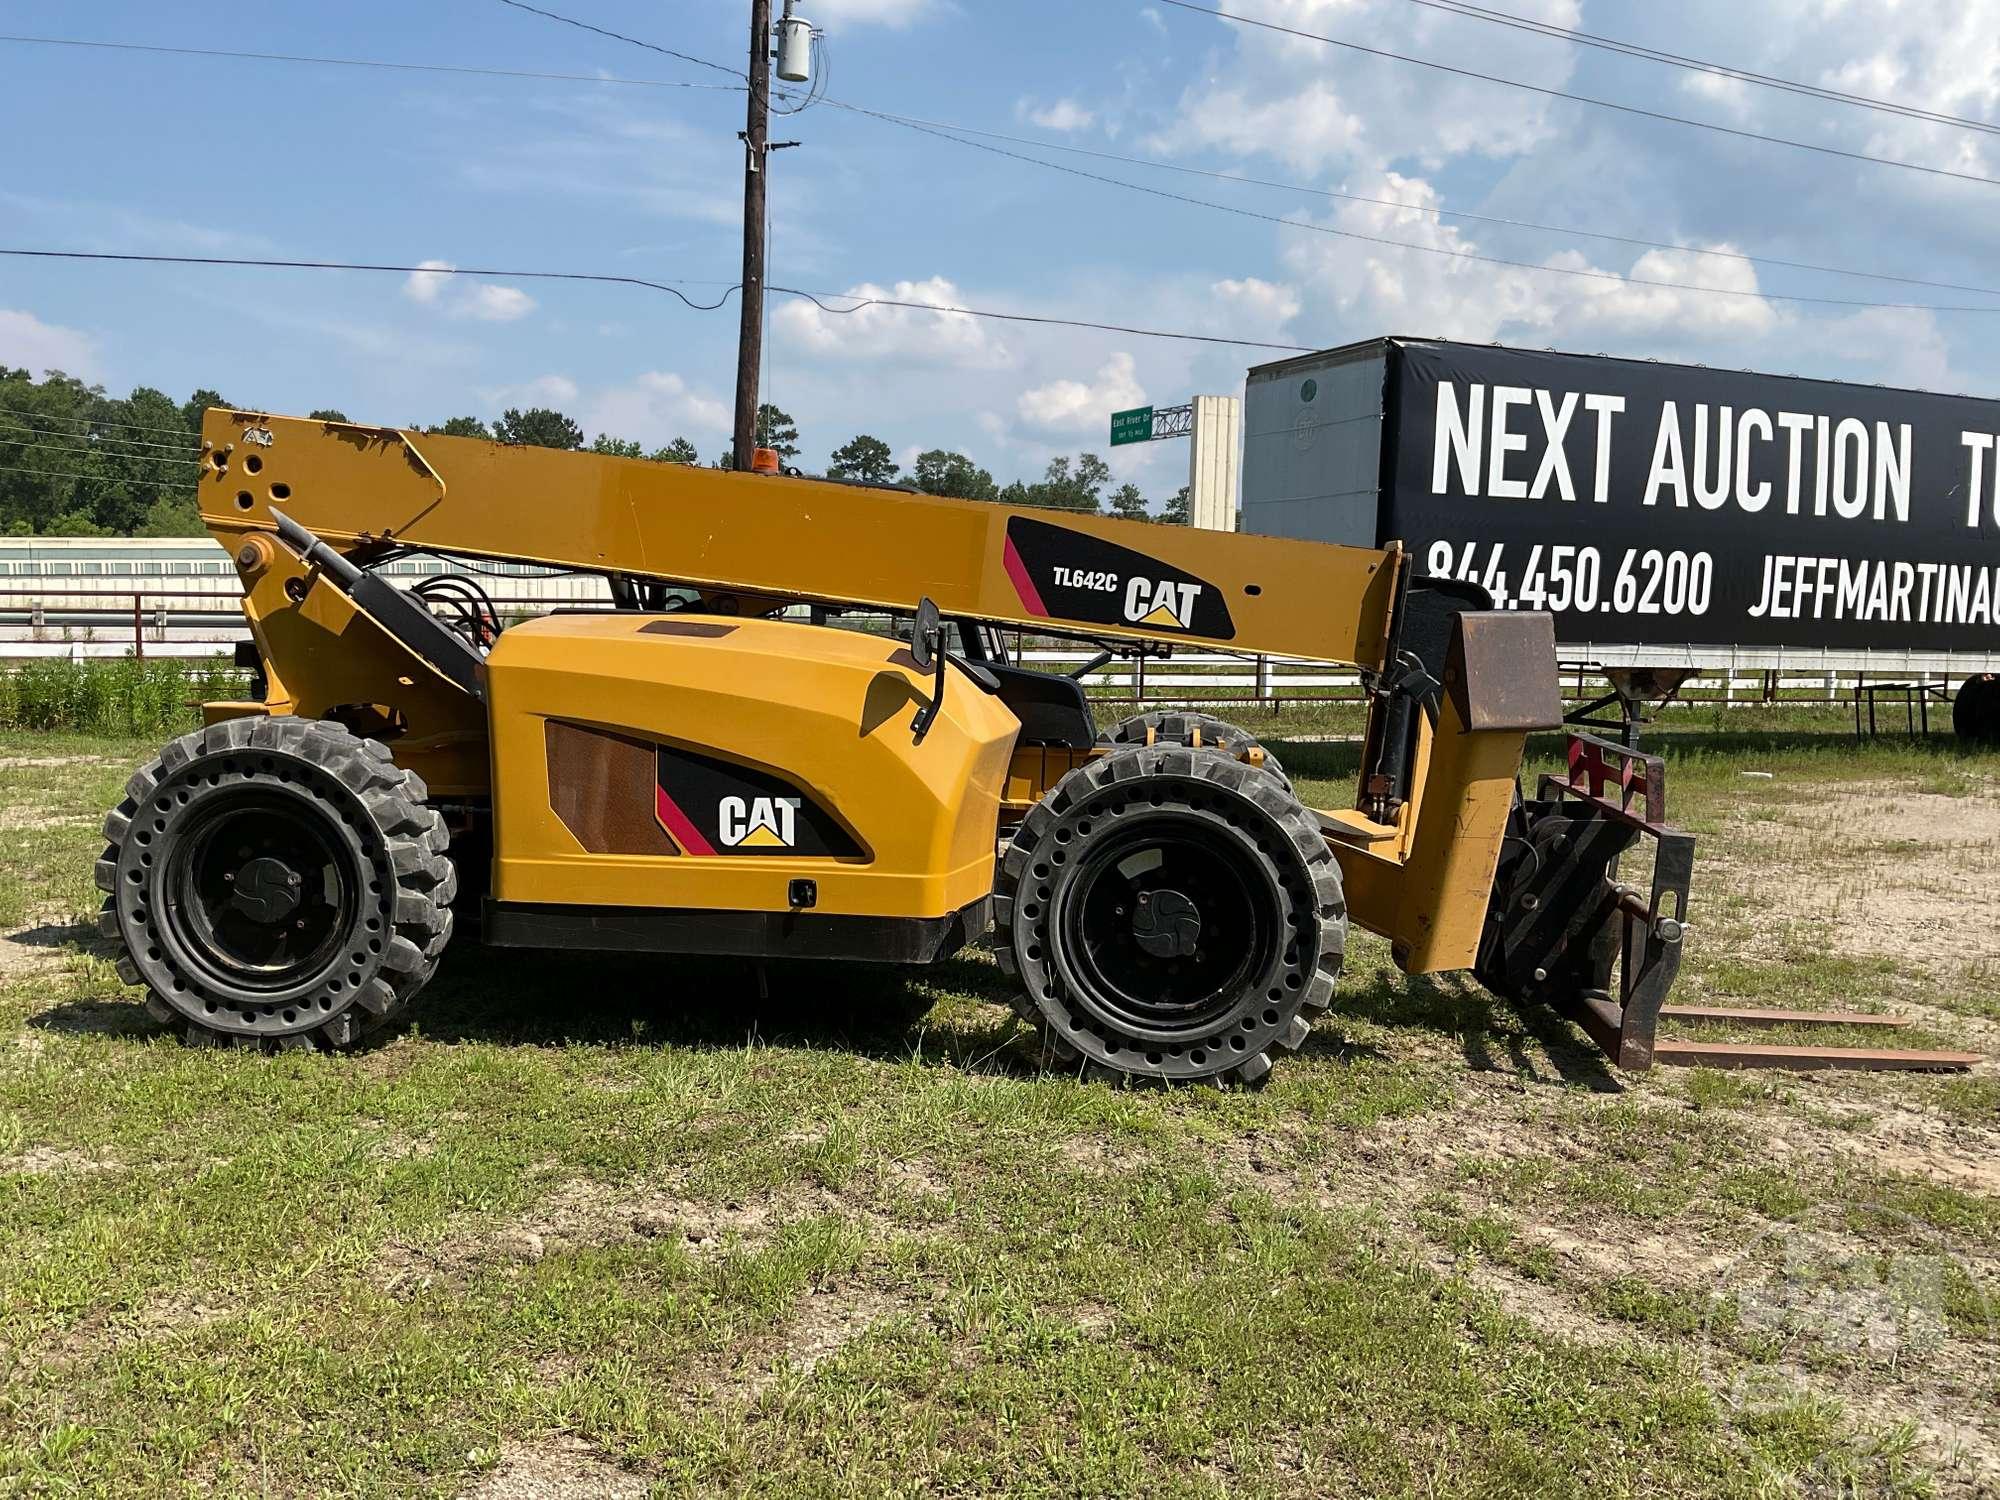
1003 535 1049 617
655 784 716 856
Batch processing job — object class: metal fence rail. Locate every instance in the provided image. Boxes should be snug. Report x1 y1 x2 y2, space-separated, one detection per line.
0 586 1979 711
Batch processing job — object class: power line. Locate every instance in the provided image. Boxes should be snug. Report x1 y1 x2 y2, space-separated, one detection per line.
0 436 201 468
490 0 745 80
0 247 1314 351
2 435 199 465
0 34 748 95
831 102 2000 302
17 242 1998 361
1 250 741 312
0 406 205 441
1395 0 2000 137
20 22 1989 304
1154 0 2000 190
0 415 199 454
816 101 2000 313
485 0 2000 310
0 461 189 488
769 286 1312 350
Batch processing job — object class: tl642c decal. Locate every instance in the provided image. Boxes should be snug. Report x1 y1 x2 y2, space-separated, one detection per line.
1003 516 1235 640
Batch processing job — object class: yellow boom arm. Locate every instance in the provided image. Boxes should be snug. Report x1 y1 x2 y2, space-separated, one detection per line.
199 414 1403 667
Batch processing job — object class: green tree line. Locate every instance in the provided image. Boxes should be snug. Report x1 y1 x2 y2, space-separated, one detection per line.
0 368 222 536
0 372 1189 535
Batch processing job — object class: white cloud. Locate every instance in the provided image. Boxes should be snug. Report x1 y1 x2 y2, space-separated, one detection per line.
480 374 580 411
0 309 98 379
1280 171 1785 351
1147 0 1584 176
1017 353 1146 435
1153 80 1365 175
1560 247 1779 340
582 371 732 446
810 0 937 29
1020 98 1096 133
1212 277 1302 333
1678 70 1755 118
403 260 454 306
774 277 1013 369
403 261 537 323
1697 0 2000 180
466 284 536 323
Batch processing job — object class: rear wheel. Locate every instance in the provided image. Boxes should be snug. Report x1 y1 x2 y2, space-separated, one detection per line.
995 745 1344 1086
1101 709 1288 787
1955 673 2000 745
96 716 454 1051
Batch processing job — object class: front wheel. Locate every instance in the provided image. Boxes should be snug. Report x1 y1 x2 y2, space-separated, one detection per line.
994 745 1344 1087
96 716 455 1051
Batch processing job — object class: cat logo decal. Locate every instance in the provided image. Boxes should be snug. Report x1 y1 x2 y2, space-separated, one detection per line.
653 747 865 859
1123 577 1204 630
718 796 800 849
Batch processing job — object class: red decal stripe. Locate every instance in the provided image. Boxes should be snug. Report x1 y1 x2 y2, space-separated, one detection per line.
655 784 716 855
1003 535 1049 617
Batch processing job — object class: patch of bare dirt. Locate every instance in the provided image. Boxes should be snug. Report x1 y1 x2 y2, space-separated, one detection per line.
0 755 115 771
0 1145 116 1176
459 1438 649 1500
1203 1067 2000 1493
380 1178 857 1287
879 1156 953 1200
1756 1102 2000 1199
1740 1372 2000 1500
0 806 84 832
0 928 57 982
1447 1254 1638 1349
695 1283 908 1407
1841 1396 2000 1500
0 917 98 986
1715 781 2000 973
1055 1135 1149 1174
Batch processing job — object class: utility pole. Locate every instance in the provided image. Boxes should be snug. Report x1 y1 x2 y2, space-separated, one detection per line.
732 0 773 471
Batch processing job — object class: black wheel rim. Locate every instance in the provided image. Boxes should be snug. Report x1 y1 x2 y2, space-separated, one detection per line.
1058 811 1280 1040
162 791 359 994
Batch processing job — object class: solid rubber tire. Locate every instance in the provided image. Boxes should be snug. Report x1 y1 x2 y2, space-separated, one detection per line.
96 716 454 1052
994 743 1344 1087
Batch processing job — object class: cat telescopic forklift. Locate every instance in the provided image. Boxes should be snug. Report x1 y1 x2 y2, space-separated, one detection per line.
92 409 1719 1085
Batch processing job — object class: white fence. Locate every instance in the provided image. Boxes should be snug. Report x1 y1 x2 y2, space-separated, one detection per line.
0 576 1979 713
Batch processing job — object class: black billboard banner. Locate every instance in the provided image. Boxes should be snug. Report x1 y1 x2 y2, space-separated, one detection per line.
1385 341 2000 652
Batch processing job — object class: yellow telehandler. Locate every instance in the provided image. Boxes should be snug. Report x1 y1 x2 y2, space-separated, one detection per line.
92 410 1722 1083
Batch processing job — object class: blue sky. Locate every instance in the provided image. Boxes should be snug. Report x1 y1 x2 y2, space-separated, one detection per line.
3 0 1998 502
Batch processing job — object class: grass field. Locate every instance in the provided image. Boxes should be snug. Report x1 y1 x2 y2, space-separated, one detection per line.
1 711 1996 1498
